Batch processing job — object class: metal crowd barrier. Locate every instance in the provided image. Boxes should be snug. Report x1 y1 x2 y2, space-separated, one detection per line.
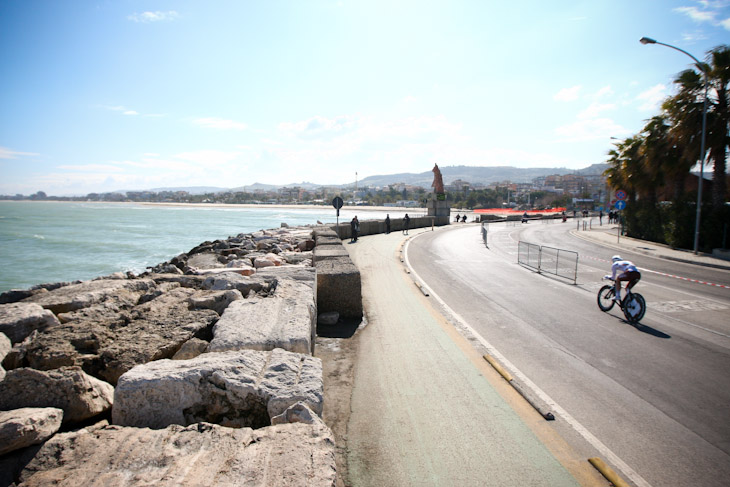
518 241 541 272
518 241 578 284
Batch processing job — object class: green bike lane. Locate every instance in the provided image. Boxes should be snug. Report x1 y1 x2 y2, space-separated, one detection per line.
344 229 603 487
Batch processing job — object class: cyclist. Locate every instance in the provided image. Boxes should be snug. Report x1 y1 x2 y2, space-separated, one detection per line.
605 255 641 303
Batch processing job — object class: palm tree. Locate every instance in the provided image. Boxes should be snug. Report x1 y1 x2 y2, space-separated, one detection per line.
705 46 729 208
605 136 650 201
669 45 730 208
641 114 690 200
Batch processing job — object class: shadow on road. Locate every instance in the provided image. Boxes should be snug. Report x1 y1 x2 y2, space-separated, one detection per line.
629 321 672 339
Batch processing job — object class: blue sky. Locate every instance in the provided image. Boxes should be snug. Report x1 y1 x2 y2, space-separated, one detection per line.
1 1 729 196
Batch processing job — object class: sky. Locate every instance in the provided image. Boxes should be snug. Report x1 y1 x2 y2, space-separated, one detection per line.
1 1 729 196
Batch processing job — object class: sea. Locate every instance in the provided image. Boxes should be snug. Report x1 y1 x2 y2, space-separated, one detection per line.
0 201 419 293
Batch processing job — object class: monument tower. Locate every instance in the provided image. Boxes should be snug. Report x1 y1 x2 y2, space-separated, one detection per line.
427 163 451 221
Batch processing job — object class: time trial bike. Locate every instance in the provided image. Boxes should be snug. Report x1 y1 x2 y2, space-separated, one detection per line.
597 277 646 324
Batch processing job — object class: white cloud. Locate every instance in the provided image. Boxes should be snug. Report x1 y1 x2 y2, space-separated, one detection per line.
636 84 667 111
592 86 614 99
279 115 356 138
578 102 616 119
57 164 126 172
173 150 243 166
674 3 730 30
193 117 248 131
0 147 39 159
674 6 716 22
554 86 582 102
128 11 179 23
102 105 144 117
554 118 629 142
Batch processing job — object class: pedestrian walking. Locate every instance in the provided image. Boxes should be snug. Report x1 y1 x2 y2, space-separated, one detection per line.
403 213 410 235
385 214 391 234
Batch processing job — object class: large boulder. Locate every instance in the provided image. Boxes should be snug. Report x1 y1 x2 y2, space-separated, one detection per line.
113 349 323 429
186 251 225 270
187 289 243 315
0 302 60 344
0 367 114 424
209 280 315 355
171 338 209 360
253 252 285 268
201 272 272 297
18 414 336 487
0 407 64 456
19 278 156 314
0 332 10 380
17 287 219 385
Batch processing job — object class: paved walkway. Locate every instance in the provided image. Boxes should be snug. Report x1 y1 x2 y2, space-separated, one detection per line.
344 230 598 487
571 223 730 270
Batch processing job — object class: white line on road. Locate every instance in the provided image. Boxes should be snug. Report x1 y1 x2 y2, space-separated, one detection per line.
404 234 654 487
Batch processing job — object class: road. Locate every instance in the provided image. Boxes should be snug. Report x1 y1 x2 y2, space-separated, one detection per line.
406 220 730 487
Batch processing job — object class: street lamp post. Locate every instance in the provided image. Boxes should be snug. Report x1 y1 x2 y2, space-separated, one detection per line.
640 37 708 254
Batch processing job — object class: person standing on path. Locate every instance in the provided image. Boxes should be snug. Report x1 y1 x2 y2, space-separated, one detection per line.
350 216 360 243
402 214 410 235
385 214 391 234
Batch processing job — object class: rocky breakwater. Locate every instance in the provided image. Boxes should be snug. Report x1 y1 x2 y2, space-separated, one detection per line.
0 226 337 487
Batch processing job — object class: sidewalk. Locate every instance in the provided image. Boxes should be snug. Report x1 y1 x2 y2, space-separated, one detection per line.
343 230 600 486
572 223 730 271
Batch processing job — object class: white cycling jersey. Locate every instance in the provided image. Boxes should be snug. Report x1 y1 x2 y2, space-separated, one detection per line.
610 260 638 280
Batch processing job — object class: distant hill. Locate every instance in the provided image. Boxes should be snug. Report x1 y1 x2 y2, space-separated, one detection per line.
355 164 608 188
116 164 608 194
145 186 229 194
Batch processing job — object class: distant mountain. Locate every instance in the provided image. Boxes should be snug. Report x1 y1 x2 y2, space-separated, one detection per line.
573 163 609 176
144 186 229 194
355 164 606 188
116 165 607 194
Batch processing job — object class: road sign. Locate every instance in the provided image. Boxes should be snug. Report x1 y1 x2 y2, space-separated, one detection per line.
615 200 626 210
615 189 627 201
332 196 343 209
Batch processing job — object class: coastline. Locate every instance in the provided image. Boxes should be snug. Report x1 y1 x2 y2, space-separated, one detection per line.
2 199 432 215
138 201 430 213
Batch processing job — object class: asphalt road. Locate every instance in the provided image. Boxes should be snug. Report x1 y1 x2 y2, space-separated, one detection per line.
406 221 730 487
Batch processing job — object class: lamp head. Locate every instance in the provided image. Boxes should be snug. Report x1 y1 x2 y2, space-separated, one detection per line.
640 37 657 45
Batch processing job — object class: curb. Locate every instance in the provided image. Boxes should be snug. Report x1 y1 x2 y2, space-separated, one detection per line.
571 230 730 271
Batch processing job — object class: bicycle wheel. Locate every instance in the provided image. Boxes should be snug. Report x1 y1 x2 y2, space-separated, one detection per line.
632 293 646 322
597 285 615 311
622 293 646 323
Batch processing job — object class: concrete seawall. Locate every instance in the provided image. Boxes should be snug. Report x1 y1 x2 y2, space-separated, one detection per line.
333 215 450 240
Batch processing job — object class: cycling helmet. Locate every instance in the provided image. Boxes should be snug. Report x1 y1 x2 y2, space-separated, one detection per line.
612 255 622 262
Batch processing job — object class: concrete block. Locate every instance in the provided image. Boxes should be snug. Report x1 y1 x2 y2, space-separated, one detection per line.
315 257 362 319
313 246 350 263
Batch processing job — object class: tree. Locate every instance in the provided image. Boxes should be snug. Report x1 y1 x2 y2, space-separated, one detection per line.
668 45 730 208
